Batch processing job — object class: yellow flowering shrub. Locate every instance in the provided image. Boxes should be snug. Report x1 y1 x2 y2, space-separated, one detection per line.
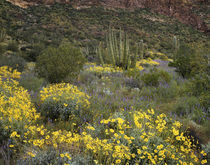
1 66 207 165
136 58 160 67
10 108 207 164
131 109 204 164
0 66 40 137
147 51 169 60
85 63 123 74
39 83 91 121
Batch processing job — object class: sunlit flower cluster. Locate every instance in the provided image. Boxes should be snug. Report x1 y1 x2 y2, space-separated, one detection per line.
0 66 40 134
85 63 123 73
136 58 160 66
0 66 21 79
131 109 207 164
1 66 207 165
10 108 208 165
147 51 173 62
40 83 90 109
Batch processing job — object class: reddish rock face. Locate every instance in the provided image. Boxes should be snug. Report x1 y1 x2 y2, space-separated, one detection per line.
6 0 209 32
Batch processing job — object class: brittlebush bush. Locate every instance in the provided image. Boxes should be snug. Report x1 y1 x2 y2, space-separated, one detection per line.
39 83 91 124
1 66 207 165
10 109 208 165
0 66 40 142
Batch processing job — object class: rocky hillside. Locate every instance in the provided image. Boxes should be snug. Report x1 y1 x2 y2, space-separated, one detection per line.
1 0 209 60
6 0 210 33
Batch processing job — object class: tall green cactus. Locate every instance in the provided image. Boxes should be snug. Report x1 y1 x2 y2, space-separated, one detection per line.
97 42 104 65
132 43 138 68
108 27 116 66
173 36 180 59
0 29 6 43
119 28 123 65
96 27 132 70
139 40 144 60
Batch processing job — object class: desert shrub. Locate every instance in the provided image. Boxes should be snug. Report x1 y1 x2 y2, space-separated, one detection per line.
10 109 207 165
36 42 86 83
0 54 26 72
124 77 142 89
141 69 171 86
19 74 45 92
0 44 6 55
170 44 209 78
202 142 210 162
39 83 91 124
173 96 202 116
78 71 99 85
191 108 207 124
16 149 70 165
0 66 40 141
199 93 210 111
0 29 6 43
7 40 19 52
123 68 142 79
158 69 172 83
27 43 45 62
156 80 179 100
141 71 159 86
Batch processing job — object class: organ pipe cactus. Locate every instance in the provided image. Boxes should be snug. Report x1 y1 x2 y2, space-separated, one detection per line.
97 28 131 70
0 29 6 43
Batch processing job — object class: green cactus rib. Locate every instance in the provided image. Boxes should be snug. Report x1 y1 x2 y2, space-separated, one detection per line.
96 27 143 70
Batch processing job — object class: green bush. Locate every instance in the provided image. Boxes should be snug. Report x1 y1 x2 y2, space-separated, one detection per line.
40 97 77 121
156 80 179 100
27 43 45 62
36 42 86 83
141 71 159 86
0 44 6 55
19 74 45 92
7 40 19 52
40 93 92 128
170 44 209 78
39 83 91 127
0 54 26 72
158 69 172 84
141 69 171 86
0 29 6 43
173 96 201 117
16 149 64 165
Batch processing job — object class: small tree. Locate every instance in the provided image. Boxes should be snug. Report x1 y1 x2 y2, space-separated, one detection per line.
36 42 86 83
